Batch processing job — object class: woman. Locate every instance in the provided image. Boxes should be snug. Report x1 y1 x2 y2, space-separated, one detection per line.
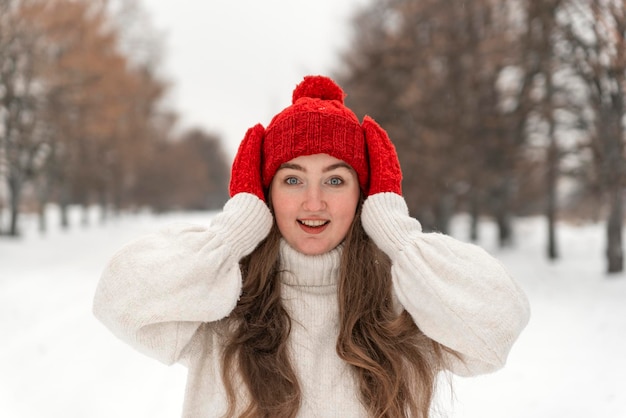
93 75 530 418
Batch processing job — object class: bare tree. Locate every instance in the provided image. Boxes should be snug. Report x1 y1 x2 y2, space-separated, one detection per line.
522 0 566 259
562 0 626 273
341 0 529 242
0 0 50 236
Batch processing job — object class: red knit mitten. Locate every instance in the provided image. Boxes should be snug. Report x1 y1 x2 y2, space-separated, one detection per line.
229 124 266 201
363 116 402 196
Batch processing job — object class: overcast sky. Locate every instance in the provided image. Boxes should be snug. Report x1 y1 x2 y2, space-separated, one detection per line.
142 0 369 160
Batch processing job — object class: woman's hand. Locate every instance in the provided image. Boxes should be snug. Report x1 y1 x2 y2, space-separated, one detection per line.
362 116 402 196
229 124 266 201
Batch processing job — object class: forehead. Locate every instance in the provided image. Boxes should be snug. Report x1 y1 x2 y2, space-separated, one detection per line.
280 153 350 169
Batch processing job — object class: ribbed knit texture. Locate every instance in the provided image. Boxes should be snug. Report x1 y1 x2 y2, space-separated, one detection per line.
362 192 531 375
279 241 365 416
363 116 403 195
92 193 272 365
263 109 367 190
229 124 265 201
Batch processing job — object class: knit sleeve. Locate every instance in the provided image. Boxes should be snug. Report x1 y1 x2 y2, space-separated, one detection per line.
361 193 530 376
92 193 273 366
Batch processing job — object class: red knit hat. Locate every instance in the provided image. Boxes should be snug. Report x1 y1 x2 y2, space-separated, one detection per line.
262 75 369 191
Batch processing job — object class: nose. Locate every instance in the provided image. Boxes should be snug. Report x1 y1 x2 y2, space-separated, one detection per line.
302 185 326 212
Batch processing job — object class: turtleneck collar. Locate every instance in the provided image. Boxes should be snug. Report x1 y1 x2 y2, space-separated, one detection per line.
279 239 342 287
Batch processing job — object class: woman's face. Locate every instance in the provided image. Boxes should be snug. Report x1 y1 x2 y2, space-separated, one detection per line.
270 153 360 255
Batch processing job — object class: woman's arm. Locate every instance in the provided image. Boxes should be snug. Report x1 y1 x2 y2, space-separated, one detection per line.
92 193 272 365
361 192 530 376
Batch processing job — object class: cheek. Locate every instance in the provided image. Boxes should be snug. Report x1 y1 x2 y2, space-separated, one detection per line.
342 208 357 227
273 206 289 231
270 190 293 228
336 194 360 224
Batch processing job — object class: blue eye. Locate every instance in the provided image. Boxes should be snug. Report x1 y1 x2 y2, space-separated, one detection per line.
328 177 343 186
285 177 299 185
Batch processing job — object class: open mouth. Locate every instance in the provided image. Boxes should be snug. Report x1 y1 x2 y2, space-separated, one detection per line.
298 219 330 228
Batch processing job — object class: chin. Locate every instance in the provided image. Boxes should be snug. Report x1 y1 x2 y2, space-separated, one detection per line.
294 240 335 256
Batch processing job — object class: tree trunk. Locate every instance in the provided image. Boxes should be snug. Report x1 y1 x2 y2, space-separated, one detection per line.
606 187 623 274
59 183 71 229
545 121 559 260
494 177 515 248
545 63 559 260
496 212 513 248
600 96 624 274
469 191 480 242
37 177 50 235
7 175 22 237
546 200 558 260
37 204 47 234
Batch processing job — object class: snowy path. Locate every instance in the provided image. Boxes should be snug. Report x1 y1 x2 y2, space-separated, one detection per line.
1 210 625 417
1 212 191 418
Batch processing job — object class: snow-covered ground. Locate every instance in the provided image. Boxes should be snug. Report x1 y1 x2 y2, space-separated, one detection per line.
1 207 625 417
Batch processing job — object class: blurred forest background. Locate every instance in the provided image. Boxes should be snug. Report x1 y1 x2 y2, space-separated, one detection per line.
2 0 626 275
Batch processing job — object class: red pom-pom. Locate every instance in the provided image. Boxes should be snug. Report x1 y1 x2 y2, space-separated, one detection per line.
292 75 345 104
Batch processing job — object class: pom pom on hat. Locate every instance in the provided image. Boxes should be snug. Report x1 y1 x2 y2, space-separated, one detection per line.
262 75 369 191
292 75 345 103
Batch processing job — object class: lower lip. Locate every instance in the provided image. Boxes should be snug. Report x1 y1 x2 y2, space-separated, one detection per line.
298 222 329 235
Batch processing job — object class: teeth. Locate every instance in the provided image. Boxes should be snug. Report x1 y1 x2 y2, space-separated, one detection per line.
300 219 327 227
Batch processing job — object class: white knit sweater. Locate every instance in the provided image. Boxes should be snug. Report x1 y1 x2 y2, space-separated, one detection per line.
93 192 530 417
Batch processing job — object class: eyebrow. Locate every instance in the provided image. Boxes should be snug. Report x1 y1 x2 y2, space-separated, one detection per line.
278 162 353 173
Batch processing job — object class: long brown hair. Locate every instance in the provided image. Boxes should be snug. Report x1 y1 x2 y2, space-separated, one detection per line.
221 203 449 417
